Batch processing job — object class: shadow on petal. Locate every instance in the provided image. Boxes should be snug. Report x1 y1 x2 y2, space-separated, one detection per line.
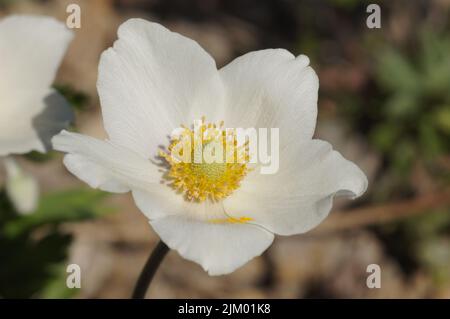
32 91 74 152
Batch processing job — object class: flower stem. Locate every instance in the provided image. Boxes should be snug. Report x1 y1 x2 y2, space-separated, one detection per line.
132 240 169 299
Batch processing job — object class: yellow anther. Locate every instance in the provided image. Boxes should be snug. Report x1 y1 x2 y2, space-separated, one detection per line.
160 118 249 202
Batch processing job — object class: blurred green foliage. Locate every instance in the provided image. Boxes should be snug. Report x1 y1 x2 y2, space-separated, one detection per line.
0 188 111 298
338 28 450 282
372 31 450 173
0 59 102 297
298 1 450 285
342 30 450 181
376 208 450 284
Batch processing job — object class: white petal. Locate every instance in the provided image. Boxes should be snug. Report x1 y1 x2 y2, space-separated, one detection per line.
151 215 274 275
52 130 162 193
223 140 368 236
220 50 318 147
132 187 228 221
97 19 225 158
132 188 191 220
0 89 73 156
4 158 39 214
0 15 73 96
0 15 73 156
133 189 274 275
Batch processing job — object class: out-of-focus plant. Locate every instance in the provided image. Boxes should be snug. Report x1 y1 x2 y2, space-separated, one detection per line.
339 28 450 284
0 77 107 298
371 30 450 175
375 208 450 285
0 188 111 298
0 81 109 298
341 30 450 191
0 13 111 298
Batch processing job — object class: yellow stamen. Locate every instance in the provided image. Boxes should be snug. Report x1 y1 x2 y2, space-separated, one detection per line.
159 118 250 202
208 217 254 224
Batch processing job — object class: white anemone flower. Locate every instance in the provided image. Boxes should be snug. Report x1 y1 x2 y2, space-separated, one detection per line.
0 15 74 213
53 19 368 275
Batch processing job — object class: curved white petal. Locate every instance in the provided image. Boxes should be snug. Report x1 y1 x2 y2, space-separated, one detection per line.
151 215 274 275
98 18 225 158
52 130 162 193
220 50 318 147
0 89 73 156
0 15 73 96
223 139 368 236
132 187 229 221
133 189 274 275
132 188 195 220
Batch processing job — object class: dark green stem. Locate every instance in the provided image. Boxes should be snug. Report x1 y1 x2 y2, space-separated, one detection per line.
132 240 169 299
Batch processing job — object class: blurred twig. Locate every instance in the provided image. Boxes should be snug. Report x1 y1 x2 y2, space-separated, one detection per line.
313 188 450 235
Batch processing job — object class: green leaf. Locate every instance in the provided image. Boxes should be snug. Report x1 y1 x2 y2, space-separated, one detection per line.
419 119 445 158
417 237 450 284
370 123 399 153
39 263 78 299
420 31 450 96
434 106 450 134
392 140 415 174
3 188 112 237
0 232 72 298
384 93 420 118
376 49 420 93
